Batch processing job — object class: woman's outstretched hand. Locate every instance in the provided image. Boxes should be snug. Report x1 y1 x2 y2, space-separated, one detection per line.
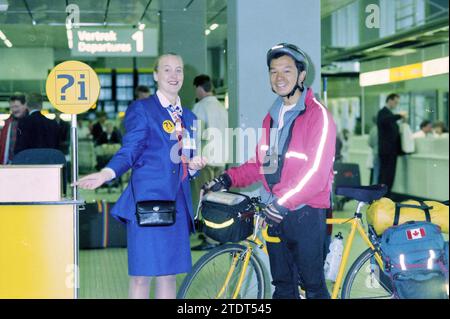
188 156 208 170
73 170 113 190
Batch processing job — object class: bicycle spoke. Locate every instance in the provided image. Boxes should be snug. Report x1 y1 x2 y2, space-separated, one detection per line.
179 245 264 299
342 249 394 299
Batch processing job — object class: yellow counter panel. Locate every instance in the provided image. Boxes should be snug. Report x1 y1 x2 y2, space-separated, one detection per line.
0 205 75 299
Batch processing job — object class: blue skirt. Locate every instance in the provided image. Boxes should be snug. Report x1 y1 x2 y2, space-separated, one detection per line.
126 189 193 276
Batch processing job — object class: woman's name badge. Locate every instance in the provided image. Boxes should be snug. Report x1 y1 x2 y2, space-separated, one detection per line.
162 120 175 134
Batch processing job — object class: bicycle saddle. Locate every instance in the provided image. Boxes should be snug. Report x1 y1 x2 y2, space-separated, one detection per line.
335 184 388 203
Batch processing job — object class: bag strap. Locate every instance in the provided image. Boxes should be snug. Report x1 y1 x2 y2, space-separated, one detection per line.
266 111 304 189
418 200 432 223
394 202 432 225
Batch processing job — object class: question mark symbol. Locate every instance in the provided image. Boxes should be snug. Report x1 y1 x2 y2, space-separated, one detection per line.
57 74 75 101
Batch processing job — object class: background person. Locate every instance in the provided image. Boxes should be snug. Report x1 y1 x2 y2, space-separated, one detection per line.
413 120 433 139
376 93 407 197
92 112 107 145
54 111 70 156
190 74 229 251
368 116 379 184
96 121 122 145
14 92 60 155
433 121 449 138
76 53 207 299
135 85 151 100
0 93 28 164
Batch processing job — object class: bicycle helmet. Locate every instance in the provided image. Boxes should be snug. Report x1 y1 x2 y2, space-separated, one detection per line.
266 43 309 98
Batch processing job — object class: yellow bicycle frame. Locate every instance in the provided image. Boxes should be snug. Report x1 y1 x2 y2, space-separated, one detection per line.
216 216 384 299
326 217 384 299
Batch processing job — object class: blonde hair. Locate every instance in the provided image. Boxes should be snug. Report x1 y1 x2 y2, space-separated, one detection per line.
153 53 183 72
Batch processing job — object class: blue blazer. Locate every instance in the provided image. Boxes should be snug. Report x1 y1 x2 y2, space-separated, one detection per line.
107 94 198 224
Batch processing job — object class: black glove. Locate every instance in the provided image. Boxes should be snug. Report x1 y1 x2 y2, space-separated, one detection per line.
202 173 232 192
262 202 289 225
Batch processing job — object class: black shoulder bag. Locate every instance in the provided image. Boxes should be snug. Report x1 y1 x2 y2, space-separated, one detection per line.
130 173 176 227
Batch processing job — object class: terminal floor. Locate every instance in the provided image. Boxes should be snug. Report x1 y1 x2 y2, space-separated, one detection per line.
79 201 373 299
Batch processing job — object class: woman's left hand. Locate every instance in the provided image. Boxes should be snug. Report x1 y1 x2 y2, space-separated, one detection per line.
188 156 208 170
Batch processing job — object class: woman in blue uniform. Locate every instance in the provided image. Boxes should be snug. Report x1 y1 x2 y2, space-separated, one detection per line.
77 53 207 299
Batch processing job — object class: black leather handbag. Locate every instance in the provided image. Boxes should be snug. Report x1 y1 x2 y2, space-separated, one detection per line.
135 200 176 227
130 175 176 227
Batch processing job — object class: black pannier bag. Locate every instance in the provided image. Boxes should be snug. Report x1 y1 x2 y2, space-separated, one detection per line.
200 191 255 243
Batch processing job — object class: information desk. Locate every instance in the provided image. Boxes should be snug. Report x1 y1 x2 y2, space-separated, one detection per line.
0 165 82 298
347 136 449 201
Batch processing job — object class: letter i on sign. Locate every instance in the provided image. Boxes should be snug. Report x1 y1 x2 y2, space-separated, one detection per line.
78 74 87 100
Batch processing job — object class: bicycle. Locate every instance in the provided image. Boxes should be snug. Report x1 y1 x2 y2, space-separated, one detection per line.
178 184 395 299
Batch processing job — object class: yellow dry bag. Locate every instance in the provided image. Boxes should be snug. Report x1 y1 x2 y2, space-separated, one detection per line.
366 197 449 235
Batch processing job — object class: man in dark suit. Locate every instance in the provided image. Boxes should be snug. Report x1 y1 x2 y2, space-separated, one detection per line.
14 93 60 155
55 111 71 155
92 112 107 145
377 93 407 197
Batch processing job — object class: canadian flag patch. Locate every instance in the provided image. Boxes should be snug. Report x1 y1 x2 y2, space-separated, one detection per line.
406 228 426 240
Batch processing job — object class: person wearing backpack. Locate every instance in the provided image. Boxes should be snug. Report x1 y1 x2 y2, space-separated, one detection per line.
204 43 337 299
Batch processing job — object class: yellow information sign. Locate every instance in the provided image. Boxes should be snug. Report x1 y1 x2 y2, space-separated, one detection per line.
389 63 423 83
46 60 100 114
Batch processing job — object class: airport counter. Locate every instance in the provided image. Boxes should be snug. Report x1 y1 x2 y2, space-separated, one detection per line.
347 135 449 201
0 165 82 298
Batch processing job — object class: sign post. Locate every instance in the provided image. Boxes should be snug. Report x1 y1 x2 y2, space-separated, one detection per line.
46 60 100 298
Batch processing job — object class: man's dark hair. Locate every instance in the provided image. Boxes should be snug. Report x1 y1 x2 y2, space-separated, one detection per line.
420 120 432 129
135 85 150 95
26 93 43 110
386 93 400 103
193 74 213 93
9 93 26 105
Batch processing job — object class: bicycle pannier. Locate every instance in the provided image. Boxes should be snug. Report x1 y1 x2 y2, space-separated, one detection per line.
380 221 448 299
367 198 449 236
200 191 254 243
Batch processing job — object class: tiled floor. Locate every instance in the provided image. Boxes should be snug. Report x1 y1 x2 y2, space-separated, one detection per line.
79 201 377 299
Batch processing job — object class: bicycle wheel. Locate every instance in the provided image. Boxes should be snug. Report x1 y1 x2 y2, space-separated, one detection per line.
177 243 267 299
341 248 394 299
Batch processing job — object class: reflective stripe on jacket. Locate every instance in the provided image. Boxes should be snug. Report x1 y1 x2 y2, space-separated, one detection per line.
226 88 337 210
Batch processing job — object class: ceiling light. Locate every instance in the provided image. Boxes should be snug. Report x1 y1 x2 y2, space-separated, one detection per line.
423 57 449 77
360 69 390 87
0 0 8 12
389 48 417 56
209 23 219 31
205 29 210 35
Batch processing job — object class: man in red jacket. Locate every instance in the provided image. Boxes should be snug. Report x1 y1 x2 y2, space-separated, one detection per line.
0 93 28 164
205 43 336 299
